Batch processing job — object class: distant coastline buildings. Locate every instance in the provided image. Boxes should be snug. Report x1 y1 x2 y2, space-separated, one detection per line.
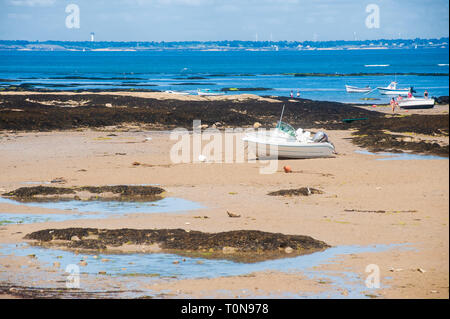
0 38 447 52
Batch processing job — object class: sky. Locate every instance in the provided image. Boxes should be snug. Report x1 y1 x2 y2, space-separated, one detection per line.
0 0 448 41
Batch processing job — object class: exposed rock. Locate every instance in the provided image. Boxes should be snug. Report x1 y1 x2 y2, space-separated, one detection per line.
227 210 241 218
417 268 426 273
222 246 237 254
50 177 67 184
2 185 165 202
284 247 294 254
268 187 323 197
24 228 330 262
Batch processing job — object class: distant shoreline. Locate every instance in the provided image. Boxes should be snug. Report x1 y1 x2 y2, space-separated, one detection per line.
1 47 447 52
0 38 448 52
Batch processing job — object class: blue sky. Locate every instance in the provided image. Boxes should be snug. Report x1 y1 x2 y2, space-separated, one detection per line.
0 0 448 41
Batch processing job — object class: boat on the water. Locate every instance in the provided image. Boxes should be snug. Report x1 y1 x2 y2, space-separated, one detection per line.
398 97 435 109
364 64 390 67
197 89 225 96
242 106 335 159
164 90 190 95
345 85 372 93
377 81 411 95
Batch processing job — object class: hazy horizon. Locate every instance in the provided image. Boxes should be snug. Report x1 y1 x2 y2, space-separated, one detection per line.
1 0 449 42
1 37 449 43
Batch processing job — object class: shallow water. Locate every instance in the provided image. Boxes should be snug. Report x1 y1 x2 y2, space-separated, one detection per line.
0 213 86 225
1 49 448 104
0 196 204 222
355 150 448 161
0 242 413 298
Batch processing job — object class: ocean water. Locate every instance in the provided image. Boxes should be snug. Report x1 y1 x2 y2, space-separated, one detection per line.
0 49 448 103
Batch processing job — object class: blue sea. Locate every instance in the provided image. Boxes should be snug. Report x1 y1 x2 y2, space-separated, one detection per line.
0 48 448 103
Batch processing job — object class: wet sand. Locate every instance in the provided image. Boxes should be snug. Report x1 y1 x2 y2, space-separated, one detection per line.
0 92 448 299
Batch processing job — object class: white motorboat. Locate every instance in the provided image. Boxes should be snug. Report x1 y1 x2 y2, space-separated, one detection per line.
398 97 435 109
243 125 335 158
164 90 190 95
365 64 390 67
242 106 335 159
197 89 225 96
345 85 372 93
377 81 411 95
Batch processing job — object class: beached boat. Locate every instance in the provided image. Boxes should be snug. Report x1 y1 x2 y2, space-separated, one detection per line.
345 85 372 93
243 105 335 159
398 97 435 109
243 122 335 159
377 81 411 95
197 89 225 96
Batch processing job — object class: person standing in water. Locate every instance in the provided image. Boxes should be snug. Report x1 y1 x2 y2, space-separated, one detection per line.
290 90 294 98
390 97 398 113
424 90 429 99
296 90 300 98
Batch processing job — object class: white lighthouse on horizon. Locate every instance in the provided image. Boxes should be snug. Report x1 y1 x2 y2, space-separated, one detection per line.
90 32 95 42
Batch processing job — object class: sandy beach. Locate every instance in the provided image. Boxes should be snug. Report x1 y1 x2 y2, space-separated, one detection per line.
0 92 448 299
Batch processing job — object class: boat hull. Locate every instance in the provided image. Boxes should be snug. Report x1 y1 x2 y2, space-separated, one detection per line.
165 90 190 95
243 137 335 159
398 98 435 109
377 88 410 95
345 85 371 93
197 92 225 96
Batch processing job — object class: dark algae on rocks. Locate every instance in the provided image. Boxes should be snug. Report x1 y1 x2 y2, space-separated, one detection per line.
349 114 449 157
2 185 166 202
268 187 324 197
0 93 448 156
24 228 330 262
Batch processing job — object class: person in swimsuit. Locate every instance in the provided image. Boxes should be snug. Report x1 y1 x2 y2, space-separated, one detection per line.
390 97 398 113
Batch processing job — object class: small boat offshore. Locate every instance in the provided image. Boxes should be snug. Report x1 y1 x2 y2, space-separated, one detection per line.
345 85 372 93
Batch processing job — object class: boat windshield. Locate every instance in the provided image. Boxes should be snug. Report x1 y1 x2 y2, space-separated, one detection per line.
276 121 296 137
387 82 397 89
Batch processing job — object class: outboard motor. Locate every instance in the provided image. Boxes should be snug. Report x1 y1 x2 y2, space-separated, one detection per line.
312 131 329 143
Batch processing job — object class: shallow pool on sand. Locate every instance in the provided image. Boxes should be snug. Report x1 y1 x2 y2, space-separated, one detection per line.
355 150 448 161
0 196 204 223
0 242 413 298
